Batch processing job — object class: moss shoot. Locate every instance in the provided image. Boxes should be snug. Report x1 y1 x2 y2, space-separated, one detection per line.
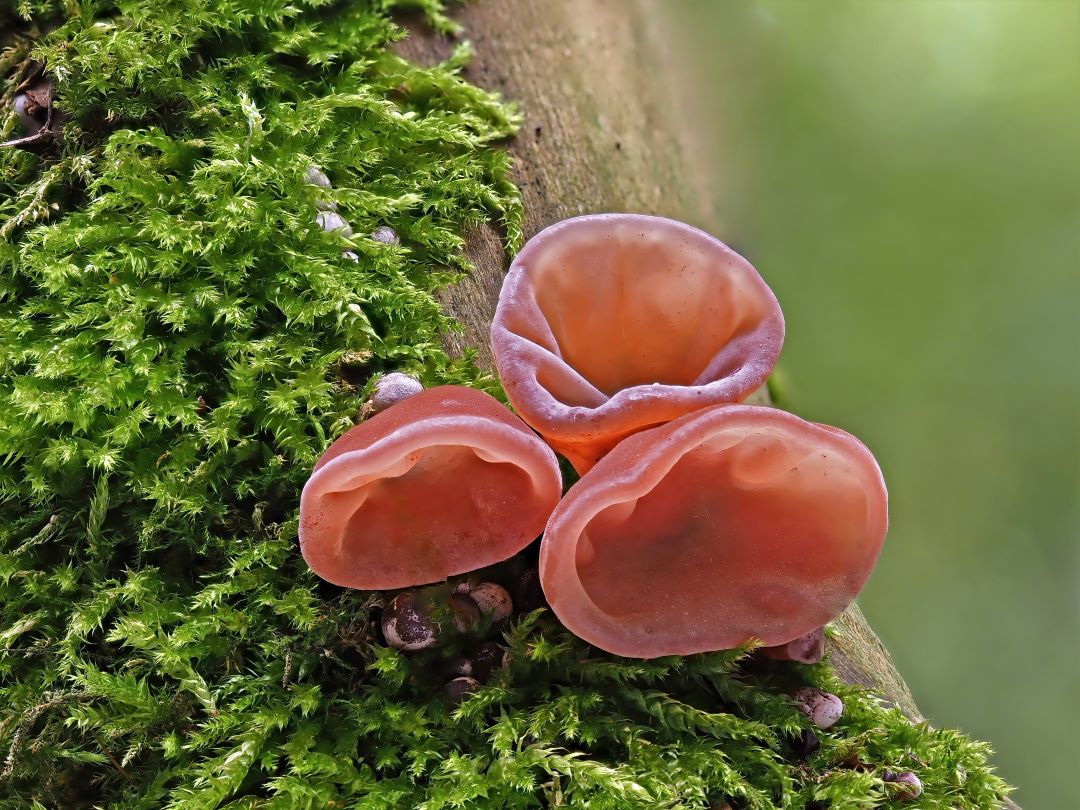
1 1 1010 807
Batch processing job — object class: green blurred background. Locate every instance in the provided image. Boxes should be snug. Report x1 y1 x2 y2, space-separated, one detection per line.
673 2 1079 807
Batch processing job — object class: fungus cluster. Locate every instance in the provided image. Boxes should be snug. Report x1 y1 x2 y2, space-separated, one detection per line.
298 213 888 670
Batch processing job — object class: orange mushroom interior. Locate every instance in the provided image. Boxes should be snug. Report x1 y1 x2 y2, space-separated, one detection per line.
323 444 538 585
529 226 772 396
572 426 872 637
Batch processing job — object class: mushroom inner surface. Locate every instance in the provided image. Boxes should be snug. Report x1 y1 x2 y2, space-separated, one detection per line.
328 444 534 585
529 224 771 395
574 426 871 640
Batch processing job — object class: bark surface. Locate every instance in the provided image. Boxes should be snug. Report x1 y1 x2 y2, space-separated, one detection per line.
398 8 1016 804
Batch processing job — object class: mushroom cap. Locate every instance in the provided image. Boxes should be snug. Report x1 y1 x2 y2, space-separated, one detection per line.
300 386 562 590
539 404 887 658
490 214 784 473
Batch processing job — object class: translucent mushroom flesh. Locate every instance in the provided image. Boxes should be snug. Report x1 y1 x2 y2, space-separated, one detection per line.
491 214 784 472
300 386 562 590
539 404 887 658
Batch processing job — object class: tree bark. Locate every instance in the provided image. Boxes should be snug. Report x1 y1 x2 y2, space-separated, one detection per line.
397 7 1016 805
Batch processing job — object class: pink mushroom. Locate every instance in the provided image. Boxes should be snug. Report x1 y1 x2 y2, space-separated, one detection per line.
300 386 562 590
761 626 826 664
490 214 784 473
539 404 887 658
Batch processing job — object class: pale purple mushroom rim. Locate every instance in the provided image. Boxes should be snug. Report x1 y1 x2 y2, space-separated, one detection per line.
490 213 785 444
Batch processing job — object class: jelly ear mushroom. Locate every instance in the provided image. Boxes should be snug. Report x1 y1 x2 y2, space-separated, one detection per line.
761 626 826 664
491 214 784 473
300 386 562 590
539 404 887 658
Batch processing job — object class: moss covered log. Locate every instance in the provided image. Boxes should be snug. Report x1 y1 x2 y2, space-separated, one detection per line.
1 0 1011 807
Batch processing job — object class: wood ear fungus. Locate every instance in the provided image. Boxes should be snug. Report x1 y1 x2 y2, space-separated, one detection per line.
539 404 887 658
300 386 562 590
491 214 784 472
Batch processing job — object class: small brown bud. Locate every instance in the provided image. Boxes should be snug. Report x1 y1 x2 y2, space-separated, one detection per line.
444 676 480 706
468 582 513 622
882 771 923 800
382 592 439 651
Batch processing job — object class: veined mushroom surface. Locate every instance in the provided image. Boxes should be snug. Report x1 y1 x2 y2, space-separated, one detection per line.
491 214 784 472
299 386 562 590
539 404 888 658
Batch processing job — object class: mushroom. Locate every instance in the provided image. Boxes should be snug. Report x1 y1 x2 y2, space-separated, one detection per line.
761 626 826 664
371 225 400 245
13 94 43 136
365 372 424 416
512 566 546 613
538 404 888 658
299 386 562 590
302 164 337 211
882 771 924 800
316 210 352 236
793 687 844 729
490 214 784 473
303 164 332 189
469 642 508 681
461 582 513 623
443 676 480 706
382 591 440 651
448 591 482 633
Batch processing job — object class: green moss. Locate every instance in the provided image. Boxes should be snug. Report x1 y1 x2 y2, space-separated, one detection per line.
0 1 1010 807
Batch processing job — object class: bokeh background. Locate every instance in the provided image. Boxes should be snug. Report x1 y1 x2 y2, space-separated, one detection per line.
672 2 1079 807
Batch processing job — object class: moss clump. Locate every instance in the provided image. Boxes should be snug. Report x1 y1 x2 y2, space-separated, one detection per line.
1 1 1010 807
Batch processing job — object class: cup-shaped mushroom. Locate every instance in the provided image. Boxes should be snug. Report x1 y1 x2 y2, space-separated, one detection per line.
490 214 784 473
539 404 887 658
300 386 562 590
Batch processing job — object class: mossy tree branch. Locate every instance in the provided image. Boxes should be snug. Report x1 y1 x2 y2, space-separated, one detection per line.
397 6 1018 806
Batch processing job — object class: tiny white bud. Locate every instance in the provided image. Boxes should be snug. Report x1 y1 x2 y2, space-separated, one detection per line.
371 225 400 245
316 210 352 236
303 165 331 188
369 372 424 414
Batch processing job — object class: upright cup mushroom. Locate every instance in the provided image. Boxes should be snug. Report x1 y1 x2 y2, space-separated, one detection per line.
539 404 888 658
490 214 784 472
300 386 562 590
